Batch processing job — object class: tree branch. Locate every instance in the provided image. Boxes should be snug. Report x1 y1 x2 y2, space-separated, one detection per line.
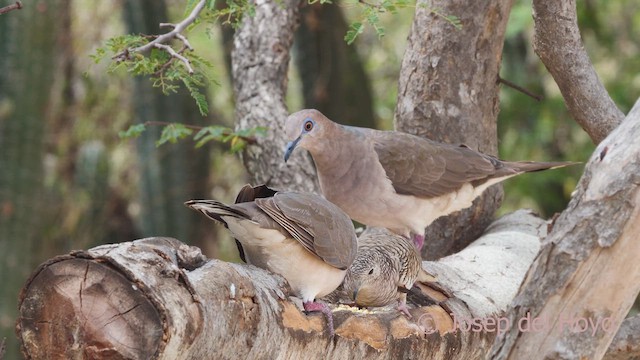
604 314 640 360
113 0 207 74
490 97 640 359
0 1 21 15
531 0 624 143
498 76 543 102
394 0 514 259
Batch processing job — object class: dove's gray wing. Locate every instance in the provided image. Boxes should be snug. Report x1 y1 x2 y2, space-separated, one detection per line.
369 130 505 199
256 192 357 270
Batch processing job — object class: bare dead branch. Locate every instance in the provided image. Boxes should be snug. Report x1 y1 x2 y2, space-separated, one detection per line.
0 1 21 15
604 314 640 360
498 76 543 102
532 0 624 143
113 0 206 74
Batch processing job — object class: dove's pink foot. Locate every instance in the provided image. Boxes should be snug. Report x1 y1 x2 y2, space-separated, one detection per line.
303 301 335 336
397 293 412 318
412 234 425 251
397 302 412 318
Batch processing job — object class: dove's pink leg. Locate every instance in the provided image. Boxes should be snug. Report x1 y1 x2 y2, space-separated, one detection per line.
412 234 425 251
397 292 412 318
303 301 335 336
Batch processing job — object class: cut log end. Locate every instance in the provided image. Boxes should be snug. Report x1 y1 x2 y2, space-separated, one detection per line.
17 257 163 360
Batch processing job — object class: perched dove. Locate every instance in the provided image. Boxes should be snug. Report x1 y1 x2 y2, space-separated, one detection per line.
185 184 358 335
283 109 574 250
342 228 434 317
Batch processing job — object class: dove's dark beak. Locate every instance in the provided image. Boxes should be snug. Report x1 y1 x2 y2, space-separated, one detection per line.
284 136 301 163
352 288 359 301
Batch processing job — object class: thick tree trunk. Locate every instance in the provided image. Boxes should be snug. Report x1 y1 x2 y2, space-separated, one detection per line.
123 0 211 244
394 0 514 259
232 0 319 193
490 98 640 359
294 1 376 128
17 211 545 359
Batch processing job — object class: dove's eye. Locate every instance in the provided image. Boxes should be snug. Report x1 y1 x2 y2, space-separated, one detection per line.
303 119 314 132
368 268 374 275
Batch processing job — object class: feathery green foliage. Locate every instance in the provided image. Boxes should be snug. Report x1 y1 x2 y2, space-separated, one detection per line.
119 122 267 153
345 0 461 44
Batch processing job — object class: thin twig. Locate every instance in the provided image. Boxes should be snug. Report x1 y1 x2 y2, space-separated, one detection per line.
113 0 206 74
144 121 205 131
153 43 194 74
142 121 259 144
498 76 544 101
0 1 22 15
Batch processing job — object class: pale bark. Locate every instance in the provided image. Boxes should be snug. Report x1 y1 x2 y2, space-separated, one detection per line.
17 211 545 359
532 0 624 143
394 0 513 259
490 98 640 359
232 0 318 193
603 315 640 360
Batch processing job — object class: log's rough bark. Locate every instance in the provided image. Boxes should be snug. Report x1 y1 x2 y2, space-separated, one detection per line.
232 0 319 193
532 0 624 144
17 211 546 359
603 314 640 360
490 98 640 360
394 0 513 260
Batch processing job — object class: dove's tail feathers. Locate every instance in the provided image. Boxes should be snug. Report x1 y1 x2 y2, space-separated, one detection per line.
505 161 579 173
184 200 249 226
234 184 278 204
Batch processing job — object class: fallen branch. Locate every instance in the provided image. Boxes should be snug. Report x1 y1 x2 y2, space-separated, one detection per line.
17 211 545 359
490 98 640 359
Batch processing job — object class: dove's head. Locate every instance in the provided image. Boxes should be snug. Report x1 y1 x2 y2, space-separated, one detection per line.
284 109 332 162
342 250 399 307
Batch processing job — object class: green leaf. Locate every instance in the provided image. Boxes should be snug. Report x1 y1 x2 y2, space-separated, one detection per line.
90 48 106 64
156 123 194 146
345 22 364 45
229 137 247 153
119 124 147 139
194 125 229 148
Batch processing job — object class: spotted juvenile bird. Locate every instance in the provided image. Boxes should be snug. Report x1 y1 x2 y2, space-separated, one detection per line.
185 184 358 335
283 109 574 250
342 228 433 317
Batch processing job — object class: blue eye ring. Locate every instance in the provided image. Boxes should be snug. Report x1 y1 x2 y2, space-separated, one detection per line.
303 118 314 132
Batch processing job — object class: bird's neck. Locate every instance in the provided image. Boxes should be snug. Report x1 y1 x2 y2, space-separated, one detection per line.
310 126 361 177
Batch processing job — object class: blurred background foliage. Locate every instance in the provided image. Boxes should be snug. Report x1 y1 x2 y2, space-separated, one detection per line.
0 0 638 357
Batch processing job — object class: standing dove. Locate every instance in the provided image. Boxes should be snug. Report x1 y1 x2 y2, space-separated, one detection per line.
185 184 358 335
342 228 434 317
283 109 574 250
